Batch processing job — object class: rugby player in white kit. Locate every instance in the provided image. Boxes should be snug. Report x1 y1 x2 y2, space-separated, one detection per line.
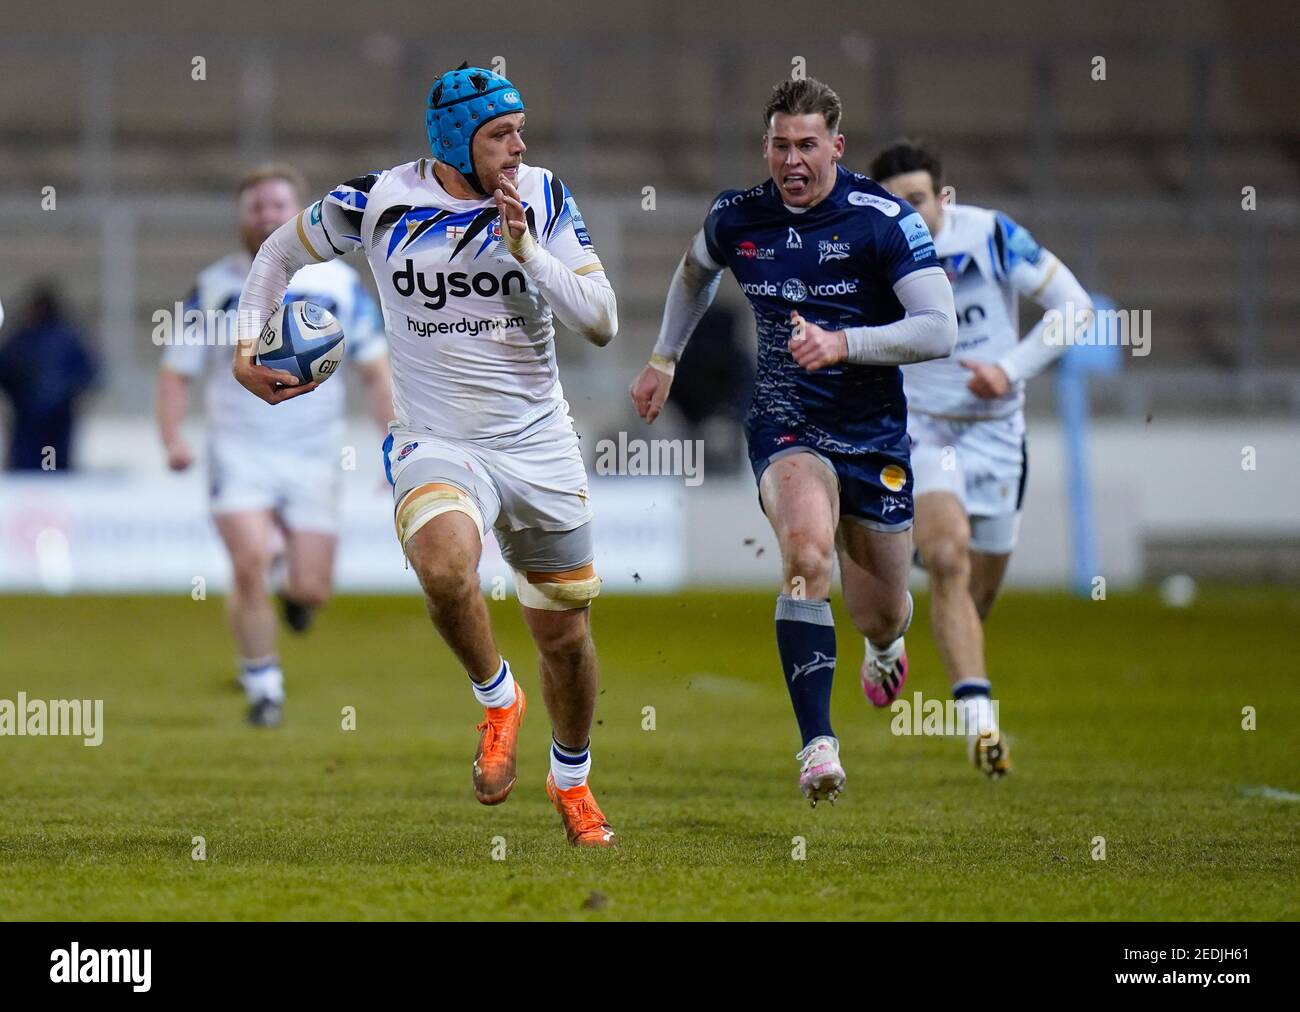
156 163 393 728
231 66 620 846
872 142 1094 777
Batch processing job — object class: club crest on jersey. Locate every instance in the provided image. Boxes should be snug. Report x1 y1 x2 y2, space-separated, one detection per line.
786 228 803 249
818 237 851 263
397 441 419 461
781 278 807 302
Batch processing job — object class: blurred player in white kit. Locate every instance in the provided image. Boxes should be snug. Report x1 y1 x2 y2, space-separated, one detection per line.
872 142 1094 776
231 67 621 846
155 164 394 727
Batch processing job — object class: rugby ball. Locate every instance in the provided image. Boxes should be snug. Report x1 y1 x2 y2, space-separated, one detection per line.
256 301 346 385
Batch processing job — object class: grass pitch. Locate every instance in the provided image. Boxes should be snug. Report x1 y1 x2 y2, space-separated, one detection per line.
1 588 1296 920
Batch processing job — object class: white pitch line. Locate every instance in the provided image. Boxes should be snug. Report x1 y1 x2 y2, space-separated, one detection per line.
1241 786 1300 802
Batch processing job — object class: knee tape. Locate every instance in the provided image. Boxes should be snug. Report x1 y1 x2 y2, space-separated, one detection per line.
513 563 601 611
395 482 484 548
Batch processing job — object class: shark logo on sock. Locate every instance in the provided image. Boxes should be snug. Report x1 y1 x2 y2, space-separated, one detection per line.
790 651 836 682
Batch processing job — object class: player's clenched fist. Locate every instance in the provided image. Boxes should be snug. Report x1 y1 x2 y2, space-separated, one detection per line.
629 357 675 423
788 310 847 372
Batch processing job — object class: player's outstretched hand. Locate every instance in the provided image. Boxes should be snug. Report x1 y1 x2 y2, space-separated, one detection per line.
960 359 1011 399
232 344 319 405
493 175 536 262
788 311 847 371
630 360 674 423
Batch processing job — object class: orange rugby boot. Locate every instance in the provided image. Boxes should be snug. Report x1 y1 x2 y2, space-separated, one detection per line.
545 773 618 847
472 683 526 805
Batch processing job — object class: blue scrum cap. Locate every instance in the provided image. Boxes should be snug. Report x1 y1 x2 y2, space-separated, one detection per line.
426 63 525 194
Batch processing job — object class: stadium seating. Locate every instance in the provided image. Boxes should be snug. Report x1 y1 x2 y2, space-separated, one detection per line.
0 31 1296 417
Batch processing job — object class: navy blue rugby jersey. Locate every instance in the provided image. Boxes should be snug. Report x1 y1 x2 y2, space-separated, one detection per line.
701 166 940 456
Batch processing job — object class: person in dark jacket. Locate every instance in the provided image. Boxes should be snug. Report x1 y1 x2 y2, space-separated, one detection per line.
0 284 99 471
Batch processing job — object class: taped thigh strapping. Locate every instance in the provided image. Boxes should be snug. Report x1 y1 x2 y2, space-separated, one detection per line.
395 482 484 548
514 563 601 611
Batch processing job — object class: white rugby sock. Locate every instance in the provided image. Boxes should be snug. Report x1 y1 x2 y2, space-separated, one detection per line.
550 737 591 790
471 659 517 710
240 656 284 704
953 679 996 736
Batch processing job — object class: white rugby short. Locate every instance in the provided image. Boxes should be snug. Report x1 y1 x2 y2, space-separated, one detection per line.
383 412 594 574
207 437 340 534
908 410 1028 554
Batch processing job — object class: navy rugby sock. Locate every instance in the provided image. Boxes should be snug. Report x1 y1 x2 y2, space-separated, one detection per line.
775 594 837 746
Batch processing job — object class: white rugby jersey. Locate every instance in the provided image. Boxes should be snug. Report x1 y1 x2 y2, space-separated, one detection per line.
294 159 605 442
902 204 1059 419
161 253 386 452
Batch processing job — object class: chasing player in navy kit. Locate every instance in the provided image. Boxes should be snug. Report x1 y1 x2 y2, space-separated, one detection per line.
631 79 957 805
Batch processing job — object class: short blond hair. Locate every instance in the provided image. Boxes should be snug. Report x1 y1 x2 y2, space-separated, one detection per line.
237 162 309 200
763 78 842 134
